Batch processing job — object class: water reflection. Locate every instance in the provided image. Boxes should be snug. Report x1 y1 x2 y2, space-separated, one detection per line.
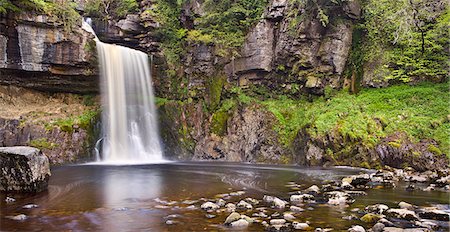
1 162 448 231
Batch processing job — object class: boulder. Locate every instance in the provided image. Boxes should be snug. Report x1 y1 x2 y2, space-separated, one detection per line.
0 146 51 192
386 208 419 221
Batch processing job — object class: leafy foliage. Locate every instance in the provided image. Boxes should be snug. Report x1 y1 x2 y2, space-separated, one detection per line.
362 0 449 83
84 0 139 19
0 0 81 32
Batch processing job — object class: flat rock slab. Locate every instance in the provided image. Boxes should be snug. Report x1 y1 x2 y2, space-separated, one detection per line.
0 146 51 192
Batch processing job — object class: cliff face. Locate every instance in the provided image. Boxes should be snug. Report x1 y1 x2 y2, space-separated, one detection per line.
224 0 359 95
0 12 99 164
0 13 97 93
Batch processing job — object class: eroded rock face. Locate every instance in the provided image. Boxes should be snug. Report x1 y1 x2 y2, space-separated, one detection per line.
193 105 285 163
220 0 357 94
0 146 51 192
0 13 97 93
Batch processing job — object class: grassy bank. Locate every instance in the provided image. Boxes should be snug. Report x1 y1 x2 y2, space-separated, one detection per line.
262 82 449 156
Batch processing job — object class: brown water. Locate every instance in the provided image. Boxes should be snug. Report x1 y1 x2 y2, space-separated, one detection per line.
1 162 449 231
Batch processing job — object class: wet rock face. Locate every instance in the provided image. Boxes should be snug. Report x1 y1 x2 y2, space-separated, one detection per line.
193 105 285 163
0 118 92 165
0 146 51 192
0 13 98 93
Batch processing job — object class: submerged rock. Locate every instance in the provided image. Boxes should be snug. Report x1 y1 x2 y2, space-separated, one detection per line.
360 213 382 223
325 191 354 205
418 208 450 221
0 146 51 192
5 196 16 203
5 214 27 221
23 204 38 209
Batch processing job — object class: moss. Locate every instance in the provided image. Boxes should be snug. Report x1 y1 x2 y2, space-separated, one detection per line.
210 111 229 136
210 99 237 136
360 161 371 169
207 74 226 111
388 141 402 148
51 109 100 133
427 145 442 156
29 138 58 150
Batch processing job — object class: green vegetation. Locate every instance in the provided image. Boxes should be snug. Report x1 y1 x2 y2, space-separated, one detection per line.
0 0 81 32
362 0 449 83
262 82 449 154
150 0 267 70
84 0 139 19
49 109 100 133
210 99 237 136
29 138 58 149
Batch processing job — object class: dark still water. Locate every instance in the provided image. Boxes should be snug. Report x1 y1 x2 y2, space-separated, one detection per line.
1 162 448 231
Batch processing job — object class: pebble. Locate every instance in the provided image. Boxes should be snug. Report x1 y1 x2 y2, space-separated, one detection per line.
270 219 286 225
290 205 304 212
237 200 253 210
165 220 175 225
225 203 236 212
305 185 320 194
181 200 197 204
290 194 314 202
398 201 414 210
348 225 365 232
216 198 226 207
200 202 220 211
224 212 241 224
283 213 296 221
230 219 249 228
371 223 385 232
292 222 310 230
6 214 27 221
205 214 216 219
5 197 16 203
273 197 287 209
229 191 245 196
23 204 39 209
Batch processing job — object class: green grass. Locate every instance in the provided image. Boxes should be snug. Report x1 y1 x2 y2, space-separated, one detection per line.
49 109 100 133
29 138 57 150
261 82 450 155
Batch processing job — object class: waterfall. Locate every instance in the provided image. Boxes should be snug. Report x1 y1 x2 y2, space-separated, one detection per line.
83 21 164 164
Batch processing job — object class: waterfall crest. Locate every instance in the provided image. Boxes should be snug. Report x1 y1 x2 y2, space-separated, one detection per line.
83 21 164 164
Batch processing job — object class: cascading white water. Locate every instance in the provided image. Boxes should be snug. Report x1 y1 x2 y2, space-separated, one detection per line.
83 21 164 163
